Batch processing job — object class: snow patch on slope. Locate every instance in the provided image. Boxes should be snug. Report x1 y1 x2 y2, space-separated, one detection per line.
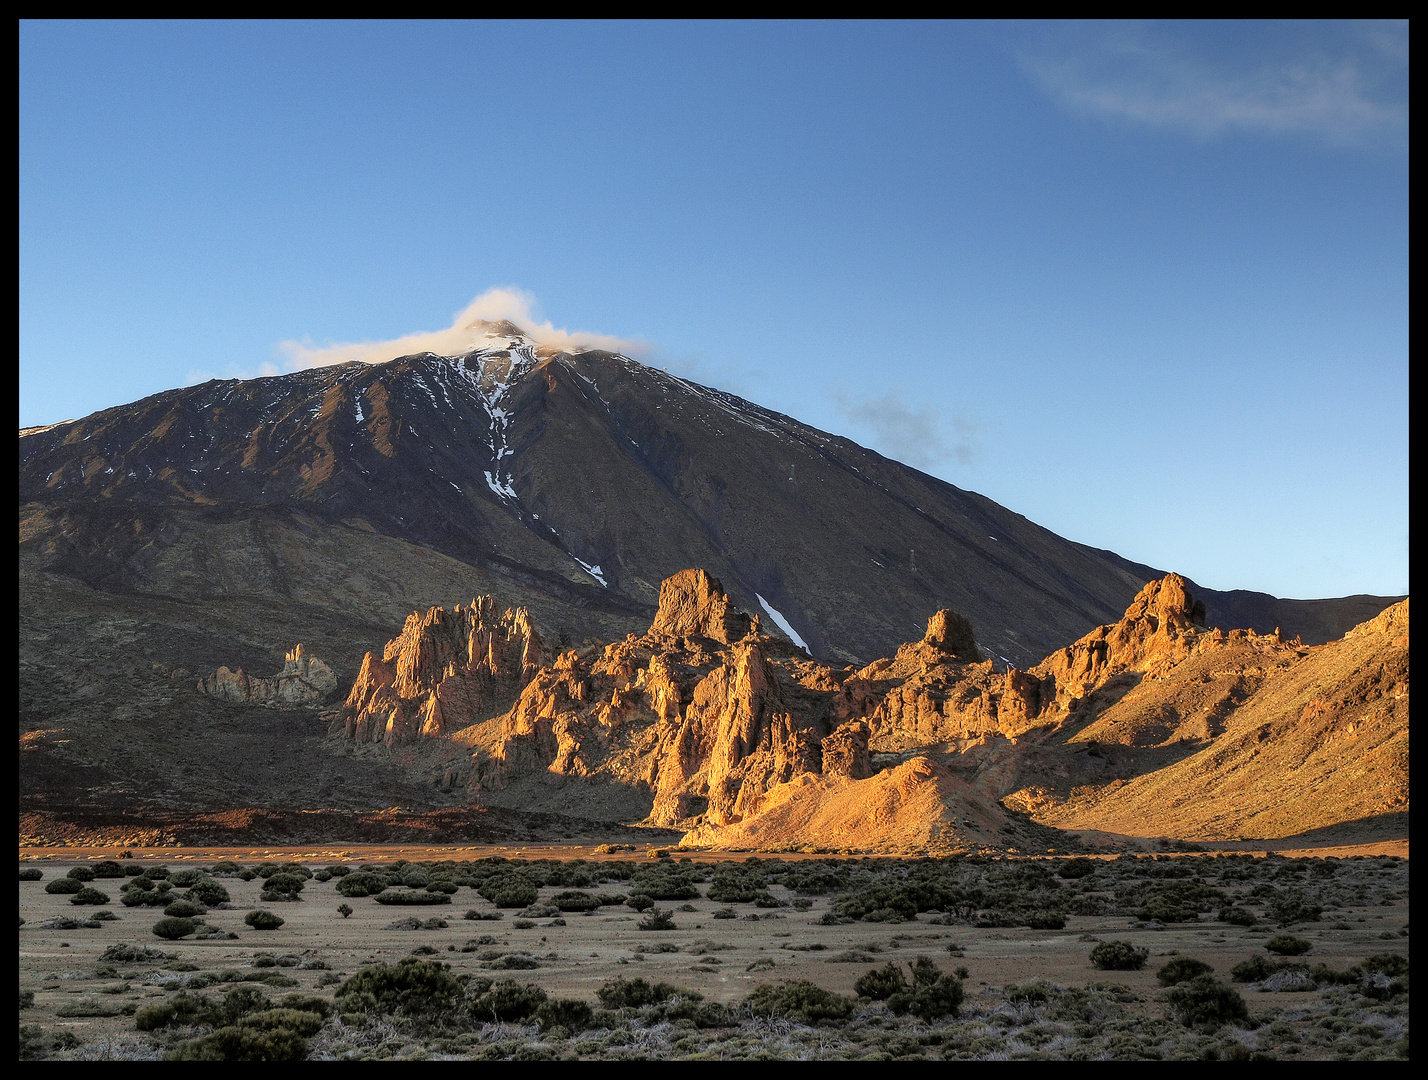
573 558 607 587
756 594 811 655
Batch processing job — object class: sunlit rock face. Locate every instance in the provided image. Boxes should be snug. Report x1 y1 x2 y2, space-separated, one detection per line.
198 644 338 708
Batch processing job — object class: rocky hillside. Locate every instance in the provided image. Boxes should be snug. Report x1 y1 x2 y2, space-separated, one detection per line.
332 568 1409 851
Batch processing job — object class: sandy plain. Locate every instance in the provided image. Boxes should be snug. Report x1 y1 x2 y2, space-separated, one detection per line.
19 844 1410 1060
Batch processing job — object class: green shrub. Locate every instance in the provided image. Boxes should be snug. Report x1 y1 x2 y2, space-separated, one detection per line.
278 994 333 1019
169 869 204 887
1230 955 1279 982
1218 906 1257 927
1268 895 1322 926
254 863 282 879
1090 940 1149 971
336 958 463 1016
163 1025 308 1061
854 963 908 1000
889 974 964 1021
70 886 111 906
534 998 593 1031
1157 957 1215 986
1360 953 1409 977
164 900 203 918
373 889 450 906
324 865 351 878
19 868 42 881
123 863 146 877
477 875 539 909
463 909 504 921
92 861 125 878
743 980 855 1023
336 872 385 897
185 879 231 906
1164 975 1250 1029
210 862 243 876
153 916 198 940
45 877 83 895
337 903 353 919
66 866 97 882
596 977 700 1009
1057 858 1096 879
425 879 459 895
1265 934 1312 956
468 979 548 1022
1005 981 1052 1005
101 943 170 963
244 910 285 930
263 874 306 895
627 894 656 912
135 992 217 1031
551 890 600 912
639 908 676 931
1023 911 1066 930
240 1007 326 1037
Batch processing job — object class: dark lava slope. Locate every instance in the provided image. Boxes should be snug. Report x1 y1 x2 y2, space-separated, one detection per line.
18 331 1400 667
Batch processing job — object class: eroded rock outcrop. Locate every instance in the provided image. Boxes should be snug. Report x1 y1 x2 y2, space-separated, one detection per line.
198 644 338 708
335 567 1399 851
342 596 543 747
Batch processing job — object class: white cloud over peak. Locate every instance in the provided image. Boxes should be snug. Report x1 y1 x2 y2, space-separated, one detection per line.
279 287 647 370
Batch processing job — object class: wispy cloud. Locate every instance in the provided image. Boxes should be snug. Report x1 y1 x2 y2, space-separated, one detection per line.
1023 22 1408 147
835 391 979 472
278 287 648 370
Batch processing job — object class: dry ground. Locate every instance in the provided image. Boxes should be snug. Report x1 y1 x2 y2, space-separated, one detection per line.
18 844 1410 1060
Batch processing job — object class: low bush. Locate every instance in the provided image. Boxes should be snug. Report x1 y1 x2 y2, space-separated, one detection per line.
163 1024 309 1061
425 879 460 895
477 874 538 909
1230 955 1280 982
209 862 243 876
70 887 111 906
153 917 199 940
185 879 231 906
1157 957 1215 986
463 909 504 921
551 890 601 912
66 866 97 882
263 873 306 895
337 903 353 919
627 894 655 912
743 980 854 1023
19 868 42 881
169 869 204 888
1090 940 1149 971
336 872 386 898
244 910 285 930
467 979 548 1022
1218 906 1257 927
337 958 462 1017
1265 934 1312 956
596 977 700 1009
854 963 908 1000
45 877 83 895
1268 894 1322 926
373 889 451 906
164 900 204 918
92 861 125 879
1164 975 1250 1029
1057 858 1097 879
1023 911 1066 930
638 907 677 931
534 998 594 1031
101 943 170 963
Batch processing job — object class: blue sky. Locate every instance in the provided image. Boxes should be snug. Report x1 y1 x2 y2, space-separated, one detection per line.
19 21 1408 600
